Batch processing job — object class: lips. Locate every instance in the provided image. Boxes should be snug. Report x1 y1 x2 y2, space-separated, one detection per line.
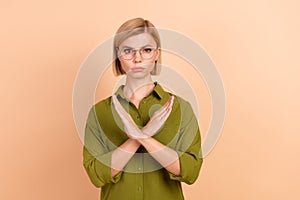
131 67 145 72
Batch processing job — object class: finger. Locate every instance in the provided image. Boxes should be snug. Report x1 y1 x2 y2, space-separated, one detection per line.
151 96 172 118
159 107 173 125
112 96 143 138
169 95 174 108
112 95 132 120
154 96 174 118
161 96 174 112
112 96 138 125
163 103 173 120
158 96 174 121
112 97 128 122
112 95 126 115
158 106 171 122
161 96 172 110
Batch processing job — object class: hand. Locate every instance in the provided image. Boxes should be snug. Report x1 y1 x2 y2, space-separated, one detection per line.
112 95 148 139
142 96 174 137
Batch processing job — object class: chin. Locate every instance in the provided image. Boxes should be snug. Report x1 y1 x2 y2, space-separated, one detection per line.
128 71 151 79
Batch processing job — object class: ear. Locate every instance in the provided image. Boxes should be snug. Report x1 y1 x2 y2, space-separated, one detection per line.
155 48 161 60
115 47 120 58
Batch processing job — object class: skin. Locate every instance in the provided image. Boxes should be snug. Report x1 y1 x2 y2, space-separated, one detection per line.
110 32 181 177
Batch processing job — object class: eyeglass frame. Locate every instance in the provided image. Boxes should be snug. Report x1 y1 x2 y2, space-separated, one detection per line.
116 46 159 60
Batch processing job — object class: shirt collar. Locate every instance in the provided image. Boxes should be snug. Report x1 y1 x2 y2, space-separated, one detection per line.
114 81 168 101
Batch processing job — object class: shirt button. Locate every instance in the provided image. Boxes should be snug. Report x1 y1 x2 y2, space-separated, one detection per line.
138 167 142 171
138 186 142 191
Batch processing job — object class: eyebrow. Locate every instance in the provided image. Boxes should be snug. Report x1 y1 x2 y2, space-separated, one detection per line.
120 45 155 49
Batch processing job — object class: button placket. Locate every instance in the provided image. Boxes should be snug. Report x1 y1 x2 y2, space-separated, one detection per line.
135 153 144 199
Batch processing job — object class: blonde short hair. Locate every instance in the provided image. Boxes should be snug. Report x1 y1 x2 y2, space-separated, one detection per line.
112 18 161 76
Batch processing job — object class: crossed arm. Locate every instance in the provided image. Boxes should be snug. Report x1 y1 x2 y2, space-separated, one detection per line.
110 95 180 177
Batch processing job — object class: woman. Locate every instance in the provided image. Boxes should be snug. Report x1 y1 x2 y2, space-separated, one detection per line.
83 17 203 200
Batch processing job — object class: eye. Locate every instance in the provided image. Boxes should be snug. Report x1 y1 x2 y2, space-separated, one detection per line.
122 48 133 54
142 48 153 54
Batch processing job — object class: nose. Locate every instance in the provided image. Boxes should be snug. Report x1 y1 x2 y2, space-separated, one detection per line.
133 50 142 62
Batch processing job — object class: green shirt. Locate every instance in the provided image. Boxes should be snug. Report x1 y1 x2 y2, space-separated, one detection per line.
83 82 203 200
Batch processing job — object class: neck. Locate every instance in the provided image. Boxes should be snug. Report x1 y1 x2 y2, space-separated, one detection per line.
123 75 155 100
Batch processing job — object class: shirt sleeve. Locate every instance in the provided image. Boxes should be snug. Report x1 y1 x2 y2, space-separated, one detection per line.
168 99 203 185
83 105 123 188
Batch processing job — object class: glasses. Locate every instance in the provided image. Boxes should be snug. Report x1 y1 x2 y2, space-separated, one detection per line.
117 47 157 60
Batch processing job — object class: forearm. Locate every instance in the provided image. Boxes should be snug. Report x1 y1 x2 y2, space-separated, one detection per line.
111 138 140 177
137 137 180 176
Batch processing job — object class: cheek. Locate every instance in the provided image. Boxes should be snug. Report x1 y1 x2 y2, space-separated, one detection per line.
119 60 131 72
146 58 158 68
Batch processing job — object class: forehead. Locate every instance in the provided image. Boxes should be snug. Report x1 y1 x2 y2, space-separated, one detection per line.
119 32 157 48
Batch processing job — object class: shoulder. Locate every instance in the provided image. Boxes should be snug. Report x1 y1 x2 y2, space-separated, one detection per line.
95 96 114 109
94 96 112 108
87 96 113 116
156 83 191 109
166 92 192 110
168 93 196 122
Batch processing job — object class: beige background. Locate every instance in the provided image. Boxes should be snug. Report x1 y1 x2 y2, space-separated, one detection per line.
1 0 299 199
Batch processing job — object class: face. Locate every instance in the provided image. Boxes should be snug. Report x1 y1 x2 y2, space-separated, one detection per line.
118 32 160 79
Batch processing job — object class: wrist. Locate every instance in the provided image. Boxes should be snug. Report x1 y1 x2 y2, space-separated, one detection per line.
141 125 150 135
128 138 141 146
136 135 152 145
141 126 155 137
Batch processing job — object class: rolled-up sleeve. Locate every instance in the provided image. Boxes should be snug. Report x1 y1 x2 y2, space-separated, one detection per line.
168 100 203 184
83 106 123 188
